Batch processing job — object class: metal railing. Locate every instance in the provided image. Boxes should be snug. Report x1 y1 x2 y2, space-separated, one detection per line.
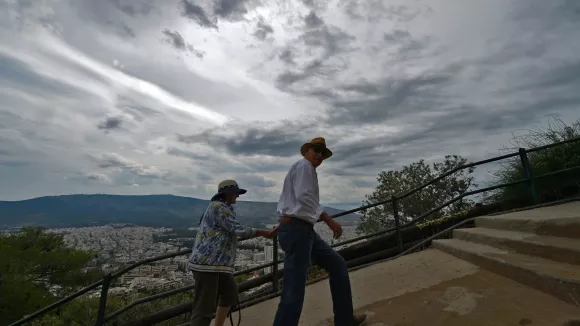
10 135 580 326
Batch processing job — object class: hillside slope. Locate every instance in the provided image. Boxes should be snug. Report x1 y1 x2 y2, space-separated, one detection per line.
0 194 360 228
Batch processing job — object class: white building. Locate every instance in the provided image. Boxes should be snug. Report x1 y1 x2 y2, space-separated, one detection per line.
264 246 273 273
253 252 265 262
151 265 164 274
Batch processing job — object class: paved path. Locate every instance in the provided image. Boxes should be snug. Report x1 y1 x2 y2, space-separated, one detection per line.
237 250 476 325
320 269 580 326
484 200 580 220
231 249 579 326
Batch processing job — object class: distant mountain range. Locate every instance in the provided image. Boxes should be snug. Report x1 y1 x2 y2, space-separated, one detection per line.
0 194 361 229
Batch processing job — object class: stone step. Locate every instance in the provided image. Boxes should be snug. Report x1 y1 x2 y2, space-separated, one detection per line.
432 238 580 306
475 201 580 239
453 228 580 265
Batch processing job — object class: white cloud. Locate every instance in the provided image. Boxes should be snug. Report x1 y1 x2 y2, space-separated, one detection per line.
0 0 579 207
86 172 113 184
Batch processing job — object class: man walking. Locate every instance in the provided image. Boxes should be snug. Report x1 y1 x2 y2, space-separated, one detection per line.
273 137 366 326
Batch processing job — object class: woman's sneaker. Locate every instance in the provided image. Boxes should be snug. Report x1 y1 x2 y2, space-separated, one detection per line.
353 314 367 326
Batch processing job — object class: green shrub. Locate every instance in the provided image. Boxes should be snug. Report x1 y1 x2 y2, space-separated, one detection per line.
30 292 192 326
489 117 580 204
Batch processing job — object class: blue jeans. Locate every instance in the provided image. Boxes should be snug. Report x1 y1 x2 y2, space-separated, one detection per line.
273 218 354 326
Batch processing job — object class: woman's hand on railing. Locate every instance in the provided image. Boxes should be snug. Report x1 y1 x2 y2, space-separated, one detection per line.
256 226 278 239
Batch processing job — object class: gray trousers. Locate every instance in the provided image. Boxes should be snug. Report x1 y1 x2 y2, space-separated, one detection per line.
190 271 238 326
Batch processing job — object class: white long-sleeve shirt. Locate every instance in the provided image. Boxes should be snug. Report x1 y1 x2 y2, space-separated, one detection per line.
276 158 324 224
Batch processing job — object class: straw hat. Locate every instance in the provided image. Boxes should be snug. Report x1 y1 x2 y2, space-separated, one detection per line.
210 180 247 201
300 137 333 160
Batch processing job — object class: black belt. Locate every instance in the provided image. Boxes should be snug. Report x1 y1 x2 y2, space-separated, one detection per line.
279 216 314 228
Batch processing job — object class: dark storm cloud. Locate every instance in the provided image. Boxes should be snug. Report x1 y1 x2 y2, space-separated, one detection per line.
278 49 295 65
96 153 132 169
300 0 315 9
161 29 204 57
267 1 580 174
337 153 401 170
343 1 424 23
181 0 217 29
171 81 560 172
325 64 461 126
515 60 580 91
508 0 580 26
162 29 188 50
304 11 324 28
382 4 424 22
86 172 111 184
276 59 326 87
383 29 411 42
328 100 577 172
107 0 155 16
275 15 356 89
253 20 274 40
181 0 256 29
301 25 356 57
214 0 248 20
119 24 137 38
176 123 313 157
277 25 431 96
218 52 579 172
381 27 434 62
97 116 123 131
94 153 166 178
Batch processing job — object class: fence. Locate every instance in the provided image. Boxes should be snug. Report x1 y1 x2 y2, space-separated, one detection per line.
10 136 580 326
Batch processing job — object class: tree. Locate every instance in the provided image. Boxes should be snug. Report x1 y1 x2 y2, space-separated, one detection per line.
357 155 476 235
0 227 99 324
489 117 580 203
30 293 193 326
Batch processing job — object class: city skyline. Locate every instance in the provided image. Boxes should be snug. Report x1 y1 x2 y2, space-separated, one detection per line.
39 222 362 297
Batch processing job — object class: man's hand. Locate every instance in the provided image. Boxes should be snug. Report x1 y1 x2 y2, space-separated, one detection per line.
319 212 342 239
325 219 343 239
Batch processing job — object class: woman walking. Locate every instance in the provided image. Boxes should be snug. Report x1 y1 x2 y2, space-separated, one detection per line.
189 180 277 326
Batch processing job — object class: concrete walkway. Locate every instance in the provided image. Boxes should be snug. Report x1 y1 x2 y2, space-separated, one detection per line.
238 249 477 325
230 249 578 325
321 269 580 326
222 202 580 326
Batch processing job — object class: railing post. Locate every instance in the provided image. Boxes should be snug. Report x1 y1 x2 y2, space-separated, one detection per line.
95 273 112 326
519 148 539 204
392 196 403 253
272 234 279 292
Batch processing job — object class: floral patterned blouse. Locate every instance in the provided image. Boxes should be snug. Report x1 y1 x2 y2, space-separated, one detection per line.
188 200 256 273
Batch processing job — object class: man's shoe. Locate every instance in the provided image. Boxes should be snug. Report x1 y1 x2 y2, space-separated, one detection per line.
353 314 367 326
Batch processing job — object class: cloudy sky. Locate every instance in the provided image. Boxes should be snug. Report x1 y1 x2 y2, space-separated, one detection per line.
1 0 579 208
